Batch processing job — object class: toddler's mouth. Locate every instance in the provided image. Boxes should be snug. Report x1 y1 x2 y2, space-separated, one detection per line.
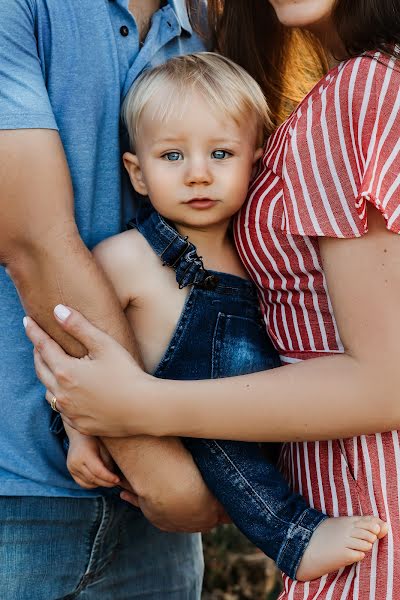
186 198 218 209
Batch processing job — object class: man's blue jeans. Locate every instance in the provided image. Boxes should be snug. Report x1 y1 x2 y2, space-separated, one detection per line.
0 496 203 599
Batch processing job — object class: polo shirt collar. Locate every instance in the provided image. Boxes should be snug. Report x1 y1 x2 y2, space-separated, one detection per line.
167 0 193 35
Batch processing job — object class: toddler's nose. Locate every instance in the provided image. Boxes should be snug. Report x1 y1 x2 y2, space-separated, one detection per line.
184 158 212 186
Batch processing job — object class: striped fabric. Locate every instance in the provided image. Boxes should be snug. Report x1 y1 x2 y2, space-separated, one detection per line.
235 53 400 598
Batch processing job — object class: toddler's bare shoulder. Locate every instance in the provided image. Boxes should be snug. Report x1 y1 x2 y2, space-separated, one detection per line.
93 229 154 273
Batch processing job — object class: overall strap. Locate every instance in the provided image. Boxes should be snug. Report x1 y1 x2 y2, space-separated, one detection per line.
128 204 219 290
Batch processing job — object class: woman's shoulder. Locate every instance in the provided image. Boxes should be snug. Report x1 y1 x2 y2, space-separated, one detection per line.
267 50 400 168
296 51 400 130
262 50 400 240
268 51 399 140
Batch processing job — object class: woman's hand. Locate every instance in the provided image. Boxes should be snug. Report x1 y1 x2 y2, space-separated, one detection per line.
24 304 153 437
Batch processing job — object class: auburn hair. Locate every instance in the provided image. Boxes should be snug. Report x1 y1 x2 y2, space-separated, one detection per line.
192 0 328 130
189 0 400 130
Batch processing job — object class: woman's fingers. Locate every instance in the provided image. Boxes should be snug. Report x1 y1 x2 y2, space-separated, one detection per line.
44 388 56 405
25 317 70 371
24 305 110 367
34 351 58 399
25 306 145 438
52 305 109 358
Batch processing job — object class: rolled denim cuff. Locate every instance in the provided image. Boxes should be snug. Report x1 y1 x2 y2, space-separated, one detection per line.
275 508 328 580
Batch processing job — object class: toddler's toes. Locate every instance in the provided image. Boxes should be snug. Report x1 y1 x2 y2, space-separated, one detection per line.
348 537 373 553
295 515 386 582
351 527 377 544
354 516 388 539
376 520 389 539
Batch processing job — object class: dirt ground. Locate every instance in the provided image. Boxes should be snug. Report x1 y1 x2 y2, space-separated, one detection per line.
202 525 282 600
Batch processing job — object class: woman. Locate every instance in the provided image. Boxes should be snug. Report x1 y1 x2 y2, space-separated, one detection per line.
25 1 400 598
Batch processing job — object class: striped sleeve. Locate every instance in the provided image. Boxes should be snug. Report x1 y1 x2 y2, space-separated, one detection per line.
280 54 400 238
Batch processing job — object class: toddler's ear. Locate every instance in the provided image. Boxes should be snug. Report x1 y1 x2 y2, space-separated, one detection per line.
123 152 148 196
251 147 264 178
253 147 264 163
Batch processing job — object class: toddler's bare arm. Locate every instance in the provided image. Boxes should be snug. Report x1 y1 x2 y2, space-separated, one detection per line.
92 232 224 531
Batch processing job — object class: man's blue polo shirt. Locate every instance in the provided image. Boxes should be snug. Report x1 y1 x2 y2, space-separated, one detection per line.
0 0 206 497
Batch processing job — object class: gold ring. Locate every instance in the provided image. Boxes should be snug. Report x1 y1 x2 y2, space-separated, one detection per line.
50 394 60 413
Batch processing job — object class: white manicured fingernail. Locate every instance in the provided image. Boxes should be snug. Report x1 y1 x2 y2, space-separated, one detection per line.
23 316 28 328
54 304 71 321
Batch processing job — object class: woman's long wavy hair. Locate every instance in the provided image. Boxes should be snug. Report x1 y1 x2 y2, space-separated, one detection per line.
194 0 329 129
190 0 400 130
333 0 400 58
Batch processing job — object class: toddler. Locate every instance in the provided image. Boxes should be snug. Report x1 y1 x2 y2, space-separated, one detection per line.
61 53 385 581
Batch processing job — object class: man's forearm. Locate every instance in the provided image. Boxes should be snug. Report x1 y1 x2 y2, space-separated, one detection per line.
8 232 184 489
9 233 137 358
1 128 210 522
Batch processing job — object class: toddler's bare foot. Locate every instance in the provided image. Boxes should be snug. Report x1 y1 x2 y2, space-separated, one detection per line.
296 515 388 581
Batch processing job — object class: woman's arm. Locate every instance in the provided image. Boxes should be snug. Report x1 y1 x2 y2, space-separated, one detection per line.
25 206 400 441
154 206 400 441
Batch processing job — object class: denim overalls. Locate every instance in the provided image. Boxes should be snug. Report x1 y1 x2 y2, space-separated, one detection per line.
131 204 327 579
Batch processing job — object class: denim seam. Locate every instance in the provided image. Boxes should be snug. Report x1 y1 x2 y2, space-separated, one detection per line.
59 498 104 599
295 507 326 534
84 497 110 575
276 510 328 578
208 440 306 528
211 312 224 379
71 531 124 599
67 497 116 598
275 511 314 577
153 288 195 376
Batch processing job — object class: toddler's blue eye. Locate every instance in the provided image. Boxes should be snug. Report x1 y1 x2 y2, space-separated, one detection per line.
163 151 182 161
212 150 230 159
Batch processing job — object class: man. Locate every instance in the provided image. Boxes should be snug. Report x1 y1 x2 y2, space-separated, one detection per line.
0 1 221 598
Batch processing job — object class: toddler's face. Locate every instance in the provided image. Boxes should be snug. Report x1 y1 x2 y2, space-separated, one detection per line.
125 91 262 231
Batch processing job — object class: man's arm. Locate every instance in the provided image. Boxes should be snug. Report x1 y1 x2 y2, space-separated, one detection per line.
1 128 221 531
1 130 136 358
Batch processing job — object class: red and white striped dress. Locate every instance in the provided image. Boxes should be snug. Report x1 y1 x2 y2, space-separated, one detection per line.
235 52 400 599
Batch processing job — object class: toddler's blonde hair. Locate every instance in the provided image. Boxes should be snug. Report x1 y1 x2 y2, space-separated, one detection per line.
122 52 271 150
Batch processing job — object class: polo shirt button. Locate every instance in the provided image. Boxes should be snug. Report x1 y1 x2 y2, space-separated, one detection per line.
120 25 129 37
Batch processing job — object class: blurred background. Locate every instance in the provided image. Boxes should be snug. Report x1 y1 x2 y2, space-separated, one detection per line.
202 525 282 600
